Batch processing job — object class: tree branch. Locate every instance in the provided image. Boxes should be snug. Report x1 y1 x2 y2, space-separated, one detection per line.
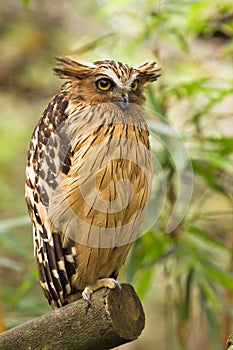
0 283 145 350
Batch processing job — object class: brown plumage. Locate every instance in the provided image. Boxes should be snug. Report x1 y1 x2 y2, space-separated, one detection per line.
25 56 161 308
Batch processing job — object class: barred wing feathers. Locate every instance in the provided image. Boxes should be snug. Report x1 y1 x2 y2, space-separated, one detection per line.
25 93 76 308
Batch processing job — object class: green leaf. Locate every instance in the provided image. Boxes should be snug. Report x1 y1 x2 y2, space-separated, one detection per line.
199 285 222 350
183 268 194 319
125 241 140 282
0 257 23 271
188 225 230 253
192 158 229 194
0 232 29 258
203 263 233 291
204 137 233 157
0 216 30 234
21 0 30 6
136 269 154 299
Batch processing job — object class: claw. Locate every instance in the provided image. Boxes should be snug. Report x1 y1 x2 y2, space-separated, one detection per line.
114 280 122 292
82 278 121 304
82 290 92 305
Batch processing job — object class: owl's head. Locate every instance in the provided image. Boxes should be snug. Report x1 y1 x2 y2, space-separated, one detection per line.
54 56 161 112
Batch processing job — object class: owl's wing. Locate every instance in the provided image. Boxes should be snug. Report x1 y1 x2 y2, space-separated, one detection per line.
25 93 77 308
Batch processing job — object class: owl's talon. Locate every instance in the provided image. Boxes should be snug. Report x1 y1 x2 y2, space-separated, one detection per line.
82 278 121 304
114 280 122 291
82 290 92 305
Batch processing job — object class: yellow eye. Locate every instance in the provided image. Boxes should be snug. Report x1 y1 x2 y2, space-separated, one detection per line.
131 79 139 91
96 79 113 91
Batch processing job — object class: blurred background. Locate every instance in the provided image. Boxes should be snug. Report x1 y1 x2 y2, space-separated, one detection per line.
0 0 232 349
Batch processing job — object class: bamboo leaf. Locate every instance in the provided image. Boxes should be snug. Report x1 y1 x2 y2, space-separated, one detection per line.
183 268 194 320
199 285 222 350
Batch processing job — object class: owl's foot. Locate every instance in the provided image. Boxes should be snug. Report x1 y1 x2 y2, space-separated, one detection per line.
82 278 121 305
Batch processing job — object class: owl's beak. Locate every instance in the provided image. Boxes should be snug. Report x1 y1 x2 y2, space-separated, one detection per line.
118 93 129 113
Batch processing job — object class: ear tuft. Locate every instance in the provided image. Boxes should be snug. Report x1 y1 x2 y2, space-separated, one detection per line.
53 56 96 80
136 62 161 83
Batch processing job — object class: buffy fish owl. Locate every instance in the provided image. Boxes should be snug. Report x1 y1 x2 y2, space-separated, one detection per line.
25 56 160 308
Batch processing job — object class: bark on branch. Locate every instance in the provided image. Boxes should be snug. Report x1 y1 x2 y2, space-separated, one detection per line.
0 283 145 350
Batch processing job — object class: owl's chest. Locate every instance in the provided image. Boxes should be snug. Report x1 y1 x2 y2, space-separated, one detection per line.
58 121 152 244
42 108 152 249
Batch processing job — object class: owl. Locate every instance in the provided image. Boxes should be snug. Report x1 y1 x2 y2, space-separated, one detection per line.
25 56 160 308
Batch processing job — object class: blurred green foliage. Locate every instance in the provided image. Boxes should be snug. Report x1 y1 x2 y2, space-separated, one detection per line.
1 0 233 349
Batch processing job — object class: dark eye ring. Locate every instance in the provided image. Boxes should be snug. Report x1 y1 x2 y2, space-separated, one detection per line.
96 79 113 91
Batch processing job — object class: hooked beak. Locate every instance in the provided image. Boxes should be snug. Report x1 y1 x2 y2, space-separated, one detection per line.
118 93 129 113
